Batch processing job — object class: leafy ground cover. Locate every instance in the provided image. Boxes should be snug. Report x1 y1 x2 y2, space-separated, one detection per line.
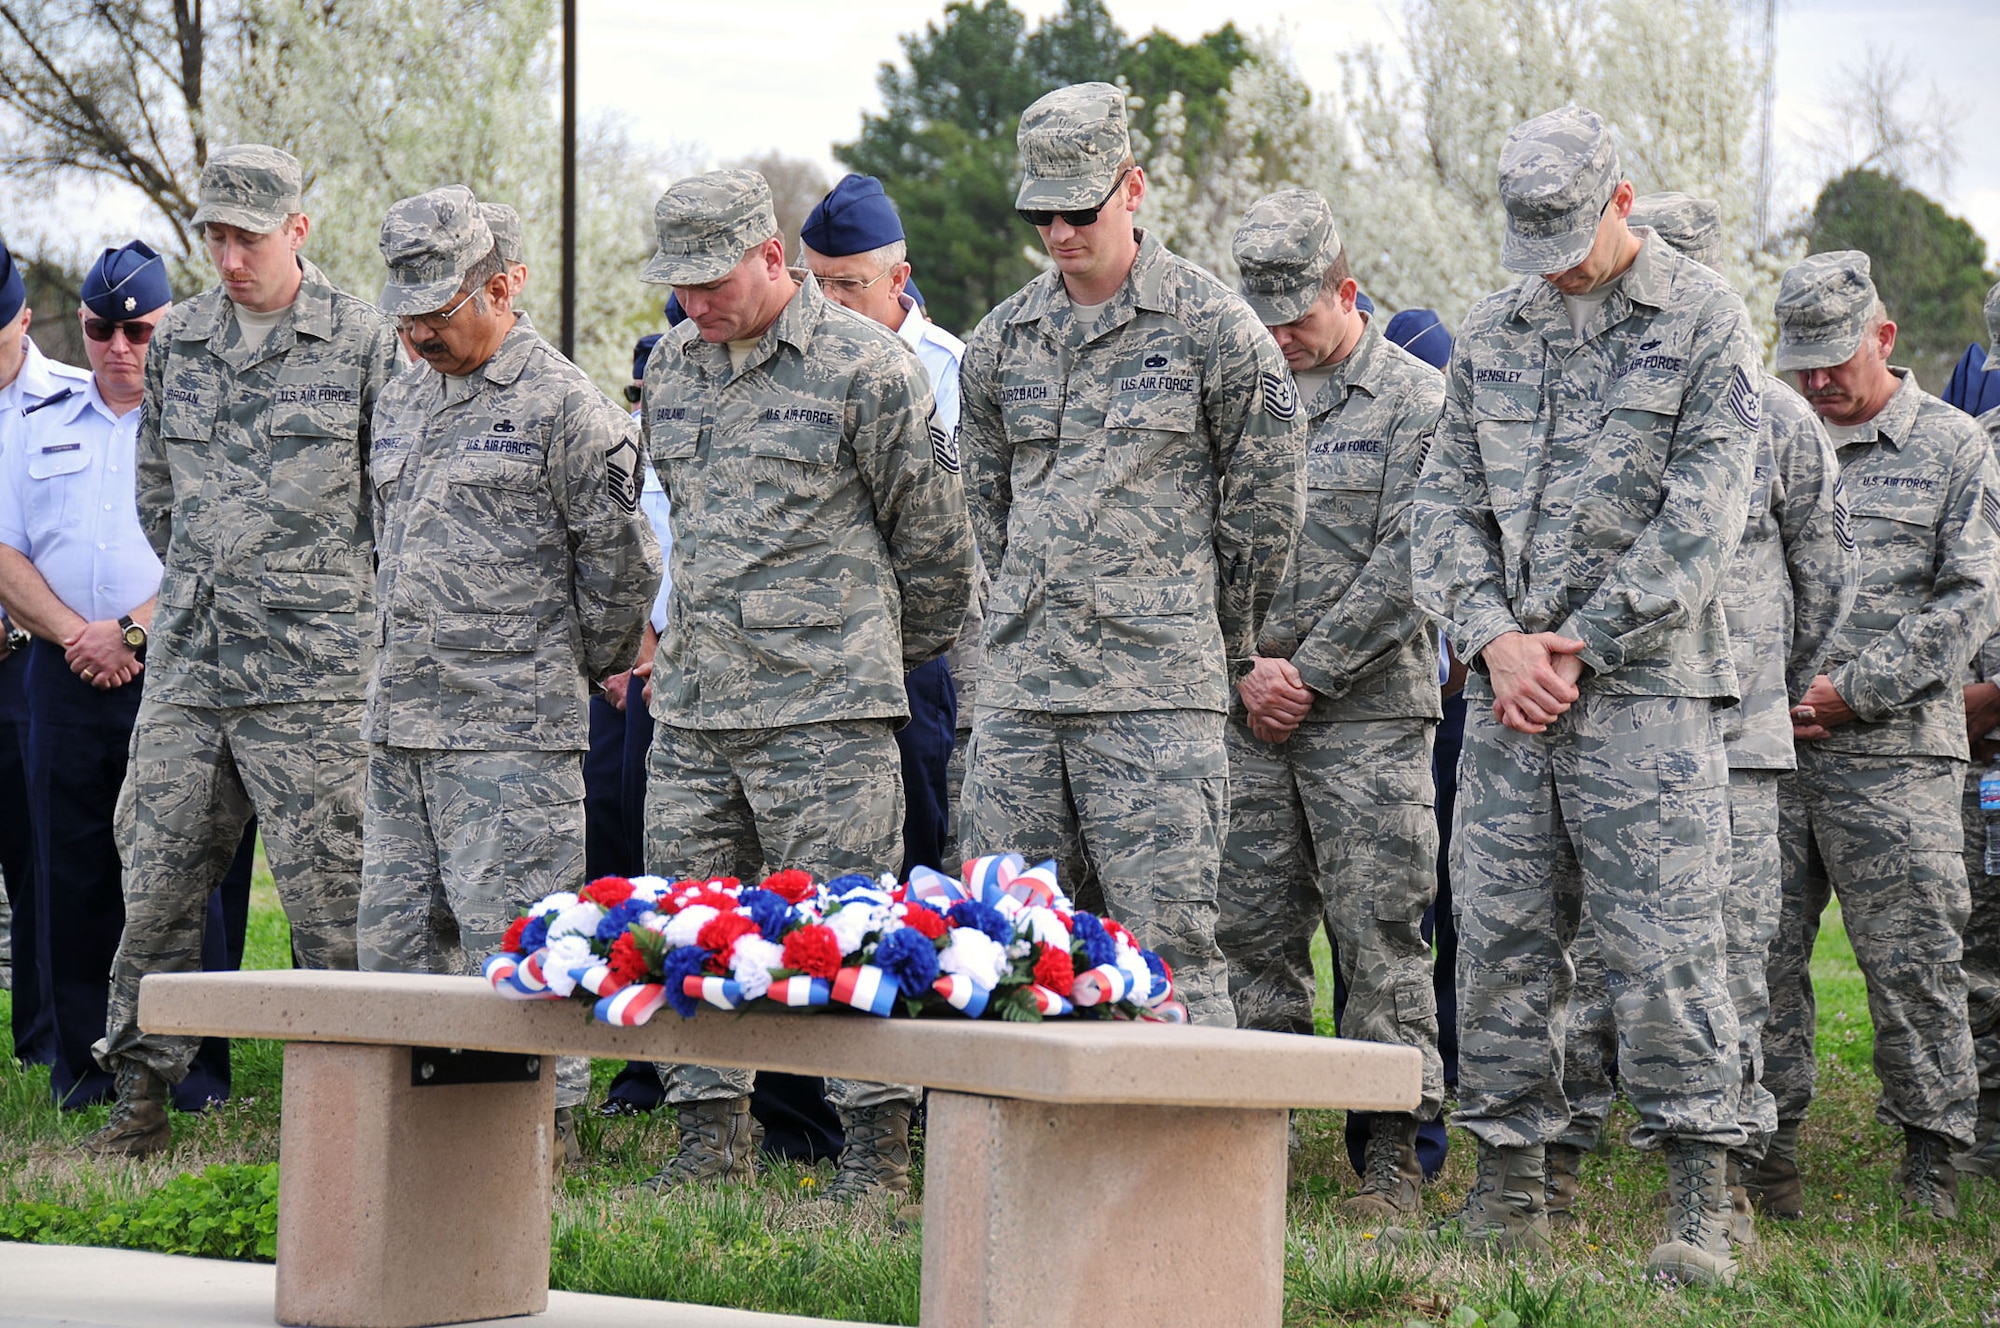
2 870 1993 1326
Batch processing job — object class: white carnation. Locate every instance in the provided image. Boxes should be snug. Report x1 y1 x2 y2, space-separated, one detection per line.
662 904 718 949
542 935 595 996
1116 949 1152 1000
825 902 884 956
535 891 579 916
1024 907 1071 951
546 902 606 941
940 927 1008 990
730 937 785 1000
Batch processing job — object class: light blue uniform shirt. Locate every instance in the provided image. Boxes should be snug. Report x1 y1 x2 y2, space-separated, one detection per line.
894 295 965 435
0 378 161 622
0 336 93 421
641 458 673 634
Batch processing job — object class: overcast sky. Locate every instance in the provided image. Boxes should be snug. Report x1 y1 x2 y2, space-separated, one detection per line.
584 0 2000 253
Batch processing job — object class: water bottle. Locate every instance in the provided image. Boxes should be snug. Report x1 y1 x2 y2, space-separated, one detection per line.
1981 759 2000 876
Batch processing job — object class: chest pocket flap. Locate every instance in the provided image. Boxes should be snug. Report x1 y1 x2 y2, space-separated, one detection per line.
449 450 543 491
740 586 844 629
1307 432 1389 490
1470 378 1540 423
745 408 841 466
1845 473 1947 526
270 365 364 437
26 441 90 481
649 406 701 461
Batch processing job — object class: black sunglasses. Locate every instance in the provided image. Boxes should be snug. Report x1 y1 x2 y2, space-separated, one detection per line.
1017 168 1131 229
83 318 158 345
623 384 643 403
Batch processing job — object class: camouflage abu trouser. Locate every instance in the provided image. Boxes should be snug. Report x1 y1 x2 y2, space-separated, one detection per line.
1559 766 1782 1155
1452 681 1742 1151
95 699 362 1085
1958 767 2000 1095
358 744 592 1108
942 726 971 874
1215 714 1443 1118
646 718 913 1111
961 706 1234 1027
1763 750 1976 1144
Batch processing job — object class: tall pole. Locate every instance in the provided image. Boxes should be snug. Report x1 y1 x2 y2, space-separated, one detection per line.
561 0 577 358
1753 0 1778 249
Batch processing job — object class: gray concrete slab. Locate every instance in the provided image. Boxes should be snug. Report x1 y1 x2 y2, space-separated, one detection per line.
0 1243 884 1328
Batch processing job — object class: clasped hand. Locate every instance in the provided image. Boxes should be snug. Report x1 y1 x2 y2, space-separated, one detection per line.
1481 631 1585 734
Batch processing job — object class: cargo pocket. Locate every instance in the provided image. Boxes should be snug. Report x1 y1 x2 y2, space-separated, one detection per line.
433 612 540 726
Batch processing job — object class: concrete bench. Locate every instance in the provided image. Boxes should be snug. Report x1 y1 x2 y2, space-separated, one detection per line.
139 969 1422 1328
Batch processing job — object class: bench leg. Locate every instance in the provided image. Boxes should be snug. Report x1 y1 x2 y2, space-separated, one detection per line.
919 1093 1288 1327
274 1042 553 1328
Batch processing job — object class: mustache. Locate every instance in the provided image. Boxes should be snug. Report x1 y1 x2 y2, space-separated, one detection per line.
412 338 449 355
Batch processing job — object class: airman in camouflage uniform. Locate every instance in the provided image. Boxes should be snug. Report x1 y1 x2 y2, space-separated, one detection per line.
1403 109 1763 1285
1960 281 2000 1179
1213 189 1444 1220
479 202 528 297
637 170 973 1197
1553 196 1858 1234
1753 253 2000 1223
958 84 1307 1029
86 146 404 1157
357 187 658 1152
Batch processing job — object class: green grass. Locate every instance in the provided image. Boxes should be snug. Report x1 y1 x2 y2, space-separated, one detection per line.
5 877 1997 1326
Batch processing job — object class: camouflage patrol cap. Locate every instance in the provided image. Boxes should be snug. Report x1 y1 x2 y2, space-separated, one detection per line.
480 203 525 266
1984 280 2000 372
1497 106 1621 274
1628 192 1724 271
1774 250 1877 372
190 145 304 233
1232 189 1342 326
1015 82 1131 212
640 170 778 286
377 185 495 316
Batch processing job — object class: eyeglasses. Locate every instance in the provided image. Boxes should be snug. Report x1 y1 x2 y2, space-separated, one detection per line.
814 265 897 296
623 384 643 404
1017 169 1132 229
396 287 478 332
83 318 158 345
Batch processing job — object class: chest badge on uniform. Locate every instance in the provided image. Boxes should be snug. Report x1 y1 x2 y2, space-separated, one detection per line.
493 419 517 433
1145 353 1168 369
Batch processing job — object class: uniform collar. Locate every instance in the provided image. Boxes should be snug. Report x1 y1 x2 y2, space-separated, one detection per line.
173 257 340 363
676 269 824 380
430 312 541 407
1505 228 1679 342
1848 368 1925 451
2 336 89 410
1307 315 1388 420
1006 228 1173 339
894 293 926 349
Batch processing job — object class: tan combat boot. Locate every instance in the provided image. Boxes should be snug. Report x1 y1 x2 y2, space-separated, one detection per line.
1382 1139 1552 1259
79 1062 171 1159
1648 1140 1738 1287
1340 1114 1423 1223
1543 1142 1585 1226
641 1096 757 1190
552 1106 582 1182
1723 1150 1757 1247
1744 1117 1804 1219
826 1101 913 1205
1893 1127 1959 1221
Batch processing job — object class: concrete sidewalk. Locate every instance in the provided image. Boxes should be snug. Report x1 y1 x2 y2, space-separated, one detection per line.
0 1242 885 1328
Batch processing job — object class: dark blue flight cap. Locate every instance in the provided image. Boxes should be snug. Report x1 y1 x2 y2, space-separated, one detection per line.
1385 308 1452 370
664 292 686 327
0 239 24 327
905 276 925 307
800 174 905 258
632 332 663 383
82 241 170 320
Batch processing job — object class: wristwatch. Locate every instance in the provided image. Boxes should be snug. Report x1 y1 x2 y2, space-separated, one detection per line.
119 614 147 653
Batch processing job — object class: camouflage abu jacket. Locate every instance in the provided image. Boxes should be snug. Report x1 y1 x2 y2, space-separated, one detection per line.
1255 317 1444 723
1718 377 1856 769
643 271 974 730
1412 231 1761 699
366 314 659 751
137 257 403 707
957 228 1306 715
1814 370 2000 760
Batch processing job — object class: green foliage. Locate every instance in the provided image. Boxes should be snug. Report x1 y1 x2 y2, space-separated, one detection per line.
836 0 1249 333
1284 1234 1418 1320
1808 168 1996 387
0 1164 278 1262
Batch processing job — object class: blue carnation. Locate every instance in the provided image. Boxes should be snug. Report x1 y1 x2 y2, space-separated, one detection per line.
1143 950 1170 1000
736 888 796 943
948 899 1013 948
1071 911 1117 968
873 925 941 997
519 912 553 954
594 899 648 943
825 872 877 897
662 945 710 1019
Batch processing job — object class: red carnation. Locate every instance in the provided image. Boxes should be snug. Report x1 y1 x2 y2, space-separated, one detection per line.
1034 942 1075 996
761 869 816 904
580 876 636 908
607 932 650 986
1102 918 1135 948
781 924 841 979
697 911 760 954
900 905 947 941
501 915 531 954
684 888 739 914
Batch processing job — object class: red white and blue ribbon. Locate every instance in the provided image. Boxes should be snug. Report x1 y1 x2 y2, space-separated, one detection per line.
931 973 991 1017
1070 963 1131 1007
831 964 899 1017
906 863 970 908
767 975 831 1007
1030 984 1073 1017
683 975 745 1010
596 983 668 1026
